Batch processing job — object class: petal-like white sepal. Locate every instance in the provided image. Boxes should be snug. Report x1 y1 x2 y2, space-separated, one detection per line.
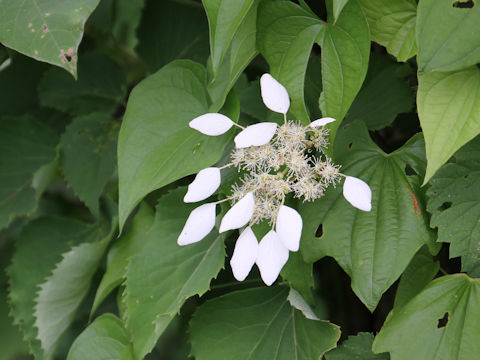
189 113 234 136
309 117 336 127
260 73 290 114
234 122 277 149
343 176 372 212
256 230 289 286
177 203 216 245
230 227 258 281
184 167 221 203
219 192 255 232
276 205 303 252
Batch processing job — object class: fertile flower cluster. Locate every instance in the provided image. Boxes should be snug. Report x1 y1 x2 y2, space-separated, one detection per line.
178 74 372 286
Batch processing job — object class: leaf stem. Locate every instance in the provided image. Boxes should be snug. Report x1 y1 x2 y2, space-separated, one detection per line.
210 278 264 290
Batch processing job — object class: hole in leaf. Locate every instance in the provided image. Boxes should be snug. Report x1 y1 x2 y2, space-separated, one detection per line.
315 224 323 238
405 165 417 176
453 0 474 8
437 202 452 212
464 174 470 179
348 142 353 149
437 312 449 328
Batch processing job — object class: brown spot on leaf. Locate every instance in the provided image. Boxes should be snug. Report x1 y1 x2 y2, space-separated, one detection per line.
59 47 75 63
407 186 421 215
42 24 48 33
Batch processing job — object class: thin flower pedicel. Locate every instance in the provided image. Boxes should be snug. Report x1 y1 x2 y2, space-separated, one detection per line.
178 73 372 286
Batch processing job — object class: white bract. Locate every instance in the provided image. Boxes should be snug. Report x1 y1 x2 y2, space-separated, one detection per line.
189 113 234 136
230 227 258 281
343 176 372 212
234 122 277 149
276 205 302 251
260 73 290 114
256 230 289 286
178 73 373 285
177 203 216 246
219 192 255 233
310 117 336 127
184 167 221 203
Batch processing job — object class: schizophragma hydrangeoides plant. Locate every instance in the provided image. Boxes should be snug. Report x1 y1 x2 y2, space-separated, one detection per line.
180 74 371 285
1 0 480 359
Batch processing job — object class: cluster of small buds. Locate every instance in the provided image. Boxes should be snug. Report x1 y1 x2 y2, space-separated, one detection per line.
178 74 372 286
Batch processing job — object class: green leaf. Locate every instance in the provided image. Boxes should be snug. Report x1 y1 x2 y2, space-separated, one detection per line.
299 122 435 311
203 0 255 75
357 0 417 62
8 216 107 359
281 251 315 306
34 202 117 358
257 0 323 125
394 246 439 310
124 188 225 359
118 60 231 231
333 0 350 22
373 274 480 360
207 1 258 111
0 286 30 358
427 138 480 277
60 113 118 217
111 0 145 50
320 0 370 138
326 332 389 359
67 314 133 360
189 286 340 360
0 0 101 76
417 0 480 72
92 202 154 315
38 53 127 116
418 67 480 184
0 53 48 116
0 116 58 230
136 0 210 73
345 53 414 130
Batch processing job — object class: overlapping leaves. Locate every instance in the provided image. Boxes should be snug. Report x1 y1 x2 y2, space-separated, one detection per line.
0 116 58 230
427 138 480 277
8 202 116 359
124 188 225 359
358 0 417 62
190 286 340 360
373 274 480 359
320 0 370 137
117 60 232 230
299 121 436 310
418 67 480 184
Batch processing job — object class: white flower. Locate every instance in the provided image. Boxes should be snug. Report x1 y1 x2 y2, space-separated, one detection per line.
230 227 258 281
219 192 255 233
276 205 302 252
343 176 372 211
179 73 373 286
189 113 234 135
177 203 216 245
184 167 221 203
256 230 289 286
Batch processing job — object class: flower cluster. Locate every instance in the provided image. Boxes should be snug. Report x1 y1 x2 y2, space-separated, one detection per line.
178 74 372 286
